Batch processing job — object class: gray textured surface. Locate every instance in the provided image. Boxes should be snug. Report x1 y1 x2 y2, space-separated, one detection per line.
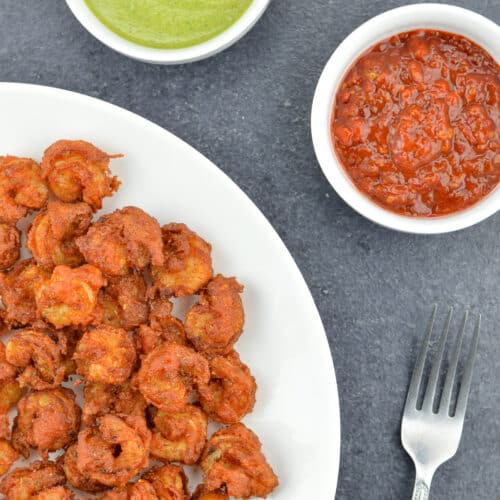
1 1 499 498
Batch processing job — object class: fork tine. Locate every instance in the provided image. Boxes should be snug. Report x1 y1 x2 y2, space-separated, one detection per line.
422 307 453 411
455 314 481 418
439 311 468 414
405 305 437 410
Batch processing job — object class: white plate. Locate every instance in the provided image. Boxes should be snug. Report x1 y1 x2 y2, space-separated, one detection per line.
65 0 271 64
0 83 340 499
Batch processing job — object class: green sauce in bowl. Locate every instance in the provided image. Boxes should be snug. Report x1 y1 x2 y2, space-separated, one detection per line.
84 0 254 49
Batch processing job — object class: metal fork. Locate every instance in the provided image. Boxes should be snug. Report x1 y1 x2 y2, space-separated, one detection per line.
401 306 481 500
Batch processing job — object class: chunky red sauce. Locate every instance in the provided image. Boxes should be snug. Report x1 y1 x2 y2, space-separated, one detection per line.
332 30 500 217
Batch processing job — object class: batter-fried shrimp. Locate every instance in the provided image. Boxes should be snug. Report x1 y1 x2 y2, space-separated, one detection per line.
96 272 149 329
144 464 189 500
76 207 163 276
31 486 75 499
76 414 151 487
83 380 147 425
0 460 66 500
5 329 65 390
0 156 49 225
201 423 278 499
150 404 207 465
199 351 256 423
0 439 19 475
0 259 49 327
34 264 105 328
135 299 186 355
74 326 136 385
185 275 244 355
137 343 209 412
62 443 106 493
0 224 20 271
27 200 93 269
41 140 121 210
101 480 159 499
151 223 212 297
191 485 228 500
12 387 81 459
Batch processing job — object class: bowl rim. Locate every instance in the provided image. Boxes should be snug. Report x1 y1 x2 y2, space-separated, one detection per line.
311 3 500 234
65 0 271 64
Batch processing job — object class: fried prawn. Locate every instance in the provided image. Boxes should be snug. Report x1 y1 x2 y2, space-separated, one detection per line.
41 140 120 210
12 387 81 459
76 414 151 487
34 264 105 328
27 200 92 269
150 404 207 465
151 223 212 297
137 343 209 412
74 326 136 385
76 206 163 276
0 156 48 225
185 275 244 355
201 423 278 499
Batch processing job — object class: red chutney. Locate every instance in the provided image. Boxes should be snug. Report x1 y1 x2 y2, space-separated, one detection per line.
332 30 500 216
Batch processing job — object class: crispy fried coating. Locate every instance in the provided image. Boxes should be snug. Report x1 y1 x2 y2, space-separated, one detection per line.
41 140 120 210
0 439 19 476
151 223 212 297
27 200 93 270
0 224 20 271
144 464 189 500
0 259 49 327
31 486 75 499
137 343 209 412
76 414 151 487
201 424 278 499
199 351 256 424
101 479 159 499
0 156 49 225
74 326 136 385
191 485 228 500
150 404 207 465
34 264 105 328
0 460 66 500
0 341 17 381
185 275 244 355
0 378 23 416
96 272 149 329
12 387 81 459
5 329 65 390
76 207 163 276
83 380 147 426
61 443 106 493
135 299 186 355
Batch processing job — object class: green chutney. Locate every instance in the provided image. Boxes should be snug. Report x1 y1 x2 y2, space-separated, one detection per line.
84 0 254 49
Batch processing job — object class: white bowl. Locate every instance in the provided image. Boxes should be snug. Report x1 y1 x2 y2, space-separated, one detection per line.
311 3 500 234
65 0 270 64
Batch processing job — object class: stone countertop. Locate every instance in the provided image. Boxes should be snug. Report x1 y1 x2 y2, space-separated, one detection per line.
1 1 499 498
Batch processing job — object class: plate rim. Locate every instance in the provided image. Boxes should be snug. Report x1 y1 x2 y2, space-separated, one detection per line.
0 82 341 497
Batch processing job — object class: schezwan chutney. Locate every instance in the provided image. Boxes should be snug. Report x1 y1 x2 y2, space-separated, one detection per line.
331 30 500 217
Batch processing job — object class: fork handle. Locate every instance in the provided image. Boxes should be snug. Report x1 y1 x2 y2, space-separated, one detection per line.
412 479 430 500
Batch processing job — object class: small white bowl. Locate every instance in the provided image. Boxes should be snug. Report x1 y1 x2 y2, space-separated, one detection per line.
65 0 270 64
311 3 500 234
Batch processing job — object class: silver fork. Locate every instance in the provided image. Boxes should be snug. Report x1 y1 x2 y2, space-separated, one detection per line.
401 306 481 500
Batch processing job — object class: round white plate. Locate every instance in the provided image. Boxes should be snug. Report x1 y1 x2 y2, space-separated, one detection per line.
0 83 340 499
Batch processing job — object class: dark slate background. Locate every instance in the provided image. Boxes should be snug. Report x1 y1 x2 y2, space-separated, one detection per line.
1 1 498 498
